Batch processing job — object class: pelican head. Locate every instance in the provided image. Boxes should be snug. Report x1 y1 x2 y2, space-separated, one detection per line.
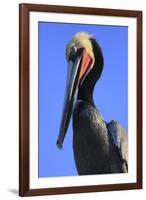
66 32 95 86
57 32 103 148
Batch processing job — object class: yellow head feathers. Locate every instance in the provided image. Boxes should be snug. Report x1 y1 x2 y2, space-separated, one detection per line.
66 32 94 61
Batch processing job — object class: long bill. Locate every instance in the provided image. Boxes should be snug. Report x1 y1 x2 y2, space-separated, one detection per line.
56 50 83 149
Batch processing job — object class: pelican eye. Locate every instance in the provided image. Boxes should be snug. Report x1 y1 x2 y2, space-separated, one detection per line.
69 46 84 63
69 49 77 62
69 46 77 57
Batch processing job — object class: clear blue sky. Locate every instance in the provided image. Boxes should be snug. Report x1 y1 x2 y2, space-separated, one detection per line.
38 22 128 177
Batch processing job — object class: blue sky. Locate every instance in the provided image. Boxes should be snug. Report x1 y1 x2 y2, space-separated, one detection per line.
38 22 128 177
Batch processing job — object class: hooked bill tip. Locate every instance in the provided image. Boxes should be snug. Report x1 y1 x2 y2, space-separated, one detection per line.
56 140 63 149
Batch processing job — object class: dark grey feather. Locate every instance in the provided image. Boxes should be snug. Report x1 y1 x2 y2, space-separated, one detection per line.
73 100 128 175
107 120 128 172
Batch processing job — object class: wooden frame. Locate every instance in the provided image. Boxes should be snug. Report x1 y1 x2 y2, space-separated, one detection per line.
19 3 142 196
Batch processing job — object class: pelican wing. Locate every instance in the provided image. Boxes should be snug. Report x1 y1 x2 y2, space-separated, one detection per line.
108 120 128 171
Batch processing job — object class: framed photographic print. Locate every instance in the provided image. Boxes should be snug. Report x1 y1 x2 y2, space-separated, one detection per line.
19 3 142 196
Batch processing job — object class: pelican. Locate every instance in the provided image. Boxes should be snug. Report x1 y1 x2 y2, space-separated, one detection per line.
57 32 128 175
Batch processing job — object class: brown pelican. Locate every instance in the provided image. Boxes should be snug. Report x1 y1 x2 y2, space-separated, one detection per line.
57 32 128 175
